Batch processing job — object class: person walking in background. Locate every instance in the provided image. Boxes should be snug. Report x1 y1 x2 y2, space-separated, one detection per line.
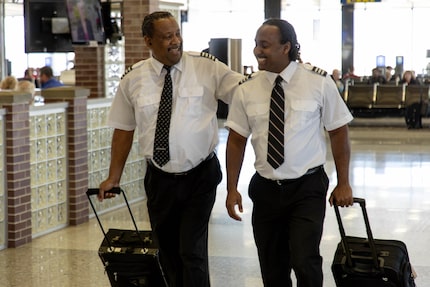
39 66 64 89
225 19 354 287
98 11 243 287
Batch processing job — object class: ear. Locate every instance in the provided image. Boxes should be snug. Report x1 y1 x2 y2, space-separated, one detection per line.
283 42 291 56
144 36 152 47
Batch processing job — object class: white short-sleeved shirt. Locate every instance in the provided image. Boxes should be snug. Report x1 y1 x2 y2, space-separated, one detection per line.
225 61 353 180
108 52 243 173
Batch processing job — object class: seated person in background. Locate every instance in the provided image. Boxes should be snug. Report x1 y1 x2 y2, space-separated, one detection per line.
39 66 64 89
400 70 419 85
342 65 361 81
367 67 387 84
19 68 40 88
385 66 398 83
331 69 345 96
0 75 18 90
16 80 36 103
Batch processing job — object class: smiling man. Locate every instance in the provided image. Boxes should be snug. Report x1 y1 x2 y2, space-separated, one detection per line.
225 19 354 287
98 11 243 287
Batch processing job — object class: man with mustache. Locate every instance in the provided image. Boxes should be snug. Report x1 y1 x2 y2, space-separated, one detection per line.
98 11 243 287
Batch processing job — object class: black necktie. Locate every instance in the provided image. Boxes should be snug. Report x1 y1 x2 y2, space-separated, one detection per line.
153 65 172 166
267 75 285 169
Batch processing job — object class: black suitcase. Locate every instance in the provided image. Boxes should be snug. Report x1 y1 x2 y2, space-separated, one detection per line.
87 188 168 287
331 197 416 287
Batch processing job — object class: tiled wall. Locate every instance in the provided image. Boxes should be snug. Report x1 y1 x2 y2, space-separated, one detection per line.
87 99 146 215
29 105 68 237
0 93 147 249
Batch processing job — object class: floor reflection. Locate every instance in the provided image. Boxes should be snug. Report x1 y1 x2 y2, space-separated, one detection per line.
0 125 429 287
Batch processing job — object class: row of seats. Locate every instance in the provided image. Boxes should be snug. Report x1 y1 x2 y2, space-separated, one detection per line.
343 83 430 110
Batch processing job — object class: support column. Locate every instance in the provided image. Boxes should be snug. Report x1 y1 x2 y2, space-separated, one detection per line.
122 0 158 67
0 92 32 248
341 4 354 76
265 0 281 19
43 87 90 225
74 46 105 99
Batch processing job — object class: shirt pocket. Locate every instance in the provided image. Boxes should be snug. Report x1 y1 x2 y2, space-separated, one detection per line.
177 87 204 116
289 100 319 130
247 103 268 135
137 94 159 124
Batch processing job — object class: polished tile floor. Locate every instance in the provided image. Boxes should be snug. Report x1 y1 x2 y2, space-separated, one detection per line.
1 119 430 287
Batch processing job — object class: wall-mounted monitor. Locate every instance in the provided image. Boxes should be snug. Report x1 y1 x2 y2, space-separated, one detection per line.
65 0 105 45
396 56 404 66
24 0 74 53
376 55 385 68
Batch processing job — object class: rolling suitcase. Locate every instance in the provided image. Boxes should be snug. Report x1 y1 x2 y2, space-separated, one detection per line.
87 188 168 287
331 197 416 287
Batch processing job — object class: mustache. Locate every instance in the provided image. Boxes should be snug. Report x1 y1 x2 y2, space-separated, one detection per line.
168 43 182 52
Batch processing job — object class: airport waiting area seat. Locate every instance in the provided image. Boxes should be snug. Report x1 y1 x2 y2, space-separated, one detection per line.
344 82 430 118
404 85 430 107
373 84 406 109
344 83 377 109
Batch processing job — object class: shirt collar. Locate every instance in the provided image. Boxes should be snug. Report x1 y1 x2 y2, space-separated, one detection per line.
150 56 184 76
266 61 298 85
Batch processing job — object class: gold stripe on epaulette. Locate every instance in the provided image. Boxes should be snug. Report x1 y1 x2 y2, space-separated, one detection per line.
200 52 216 61
239 73 253 85
121 65 133 79
312 66 328 77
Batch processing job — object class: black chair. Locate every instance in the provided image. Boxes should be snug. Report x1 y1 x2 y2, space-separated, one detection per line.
345 84 377 109
404 85 430 107
373 84 405 109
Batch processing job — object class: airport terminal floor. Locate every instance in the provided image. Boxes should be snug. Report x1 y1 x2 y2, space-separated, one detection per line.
0 118 430 286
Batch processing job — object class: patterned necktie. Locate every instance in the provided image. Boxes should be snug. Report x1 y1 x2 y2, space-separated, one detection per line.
267 75 285 169
153 65 172 166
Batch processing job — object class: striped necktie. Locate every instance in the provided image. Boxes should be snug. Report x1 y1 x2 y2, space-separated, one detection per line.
153 65 172 166
267 75 285 169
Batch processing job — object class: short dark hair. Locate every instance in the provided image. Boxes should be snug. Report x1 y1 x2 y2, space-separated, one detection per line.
263 18 300 61
141 11 174 37
39 66 54 78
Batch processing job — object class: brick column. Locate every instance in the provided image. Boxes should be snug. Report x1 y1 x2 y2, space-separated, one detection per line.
0 92 32 248
123 0 158 67
73 46 105 99
43 87 90 225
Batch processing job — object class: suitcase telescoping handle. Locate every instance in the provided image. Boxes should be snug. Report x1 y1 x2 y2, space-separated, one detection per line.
86 187 147 250
334 197 380 270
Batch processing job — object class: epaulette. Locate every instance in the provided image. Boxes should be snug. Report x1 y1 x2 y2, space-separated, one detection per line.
239 73 254 85
304 63 327 77
121 60 145 79
189 51 217 61
201 52 217 61
121 65 133 79
312 66 328 77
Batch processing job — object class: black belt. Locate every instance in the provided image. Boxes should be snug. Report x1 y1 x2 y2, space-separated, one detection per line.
273 165 323 186
147 152 215 177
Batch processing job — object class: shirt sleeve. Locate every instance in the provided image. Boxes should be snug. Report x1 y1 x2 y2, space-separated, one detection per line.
107 82 137 131
322 76 354 131
224 86 251 138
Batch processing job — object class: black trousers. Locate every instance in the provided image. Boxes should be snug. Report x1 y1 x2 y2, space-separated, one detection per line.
249 168 329 287
144 154 222 287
